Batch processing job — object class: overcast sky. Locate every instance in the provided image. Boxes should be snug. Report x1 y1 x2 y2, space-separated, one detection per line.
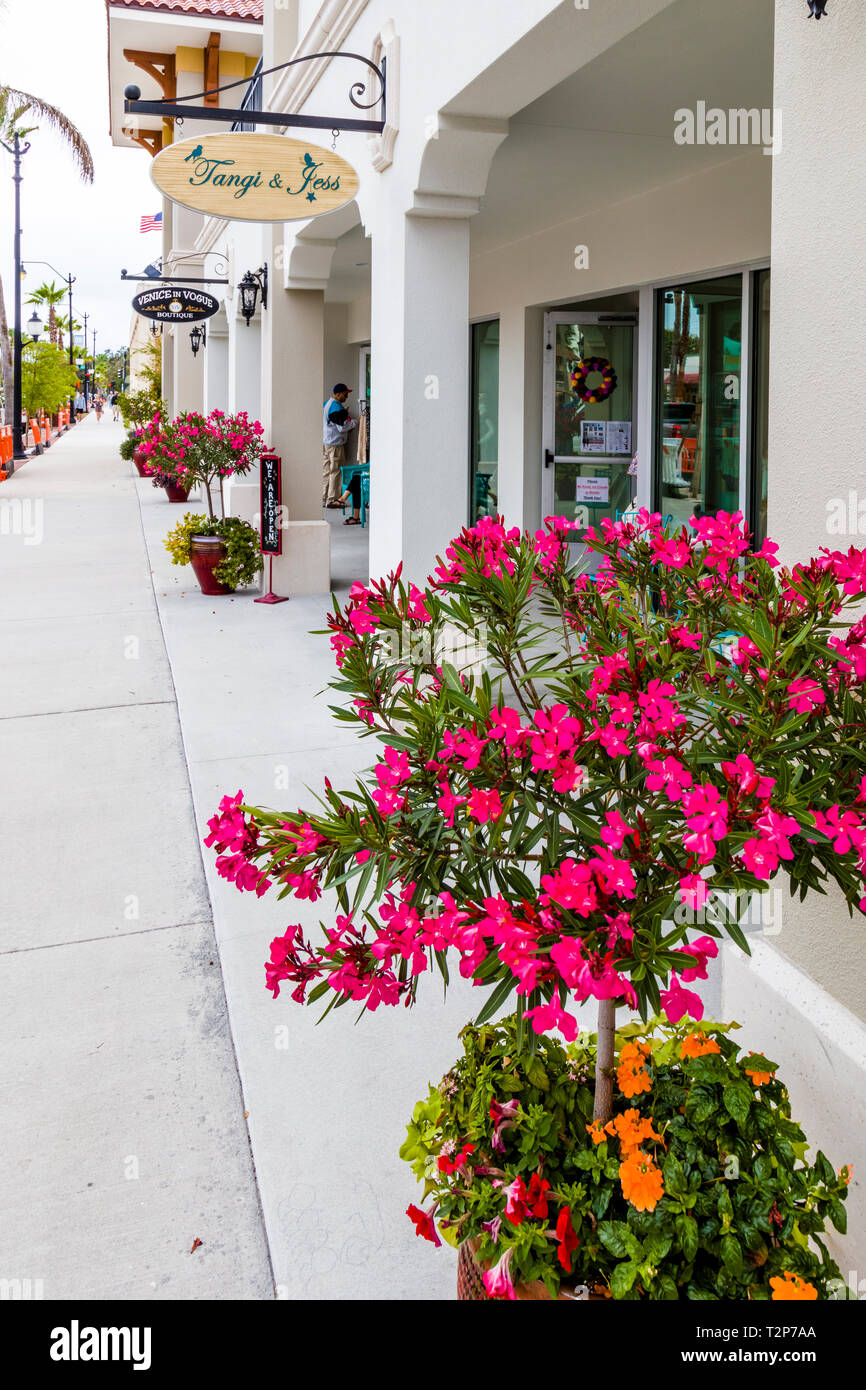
2 0 157 350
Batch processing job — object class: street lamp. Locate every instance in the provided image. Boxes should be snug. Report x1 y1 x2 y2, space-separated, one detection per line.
238 264 268 325
27 310 43 342
0 131 31 466
189 323 206 356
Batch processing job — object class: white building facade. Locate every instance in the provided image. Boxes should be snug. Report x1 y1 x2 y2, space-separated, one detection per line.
107 0 866 1267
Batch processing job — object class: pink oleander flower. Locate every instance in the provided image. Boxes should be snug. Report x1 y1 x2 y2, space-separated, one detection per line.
676 934 718 982
467 786 503 823
786 679 825 715
660 972 704 1024
541 859 598 916
741 837 779 879
523 994 579 1041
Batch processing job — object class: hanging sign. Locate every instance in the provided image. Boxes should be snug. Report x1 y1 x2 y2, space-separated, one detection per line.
151 133 359 223
259 453 282 556
132 285 220 323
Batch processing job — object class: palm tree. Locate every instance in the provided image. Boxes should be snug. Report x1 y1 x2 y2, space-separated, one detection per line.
0 77 93 421
26 281 67 347
55 312 82 356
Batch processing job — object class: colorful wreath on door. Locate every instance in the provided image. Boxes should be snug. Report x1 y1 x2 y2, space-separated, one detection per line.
570 356 618 404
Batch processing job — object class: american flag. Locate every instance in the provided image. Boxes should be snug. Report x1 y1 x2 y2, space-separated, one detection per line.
140 211 163 233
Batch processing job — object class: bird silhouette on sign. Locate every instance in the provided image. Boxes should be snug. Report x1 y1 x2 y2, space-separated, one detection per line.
303 152 316 167
185 144 204 162
807 0 829 16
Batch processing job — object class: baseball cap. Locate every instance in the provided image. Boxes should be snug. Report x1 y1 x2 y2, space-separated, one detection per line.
333 383 353 395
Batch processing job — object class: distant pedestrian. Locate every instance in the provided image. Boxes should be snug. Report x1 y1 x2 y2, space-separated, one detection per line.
322 383 356 507
110 392 120 422
94 395 104 422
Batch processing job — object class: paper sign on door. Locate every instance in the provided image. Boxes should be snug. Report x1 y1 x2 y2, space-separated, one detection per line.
575 477 610 504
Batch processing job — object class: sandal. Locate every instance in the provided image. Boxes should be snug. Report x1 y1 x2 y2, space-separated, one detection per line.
343 516 361 526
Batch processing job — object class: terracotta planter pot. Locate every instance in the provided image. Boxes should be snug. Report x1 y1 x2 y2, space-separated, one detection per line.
189 534 233 596
163 481 191 503
132 446 150 478
457 1239 606 1302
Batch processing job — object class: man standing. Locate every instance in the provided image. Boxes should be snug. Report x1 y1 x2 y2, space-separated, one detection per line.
322 383 356 508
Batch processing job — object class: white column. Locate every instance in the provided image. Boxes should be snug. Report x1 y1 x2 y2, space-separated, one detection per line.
258 250 330 596
202 319 228 415
369 209 472 583
766 0 866 1021
497 304 544 533
171 325 204 415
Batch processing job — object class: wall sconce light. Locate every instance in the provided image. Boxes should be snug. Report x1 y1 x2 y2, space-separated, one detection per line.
807 1 829 16
238 264 268 325
189 324 207 357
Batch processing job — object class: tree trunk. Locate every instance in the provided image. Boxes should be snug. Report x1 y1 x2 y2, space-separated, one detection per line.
0 274 13 426
593 998 616 1122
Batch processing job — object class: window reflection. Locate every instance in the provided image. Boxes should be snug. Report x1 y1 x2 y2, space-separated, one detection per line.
656 275 742 529
470 320 499 521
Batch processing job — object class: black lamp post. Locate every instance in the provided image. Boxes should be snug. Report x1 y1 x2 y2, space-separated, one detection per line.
82 311 89 407
189 323 206 357
22 260 77 427
238 264 268 325
0 132 31 466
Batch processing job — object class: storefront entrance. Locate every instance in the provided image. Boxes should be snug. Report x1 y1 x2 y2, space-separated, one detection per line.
542 311 637 533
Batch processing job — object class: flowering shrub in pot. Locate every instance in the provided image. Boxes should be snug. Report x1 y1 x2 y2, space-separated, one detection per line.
204 508 866 1294
165 512 263 596
156 409 265 595
401 1015 851 1300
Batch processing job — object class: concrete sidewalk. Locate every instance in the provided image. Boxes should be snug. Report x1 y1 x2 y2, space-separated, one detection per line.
137 449 477 1301
0 418 273 1300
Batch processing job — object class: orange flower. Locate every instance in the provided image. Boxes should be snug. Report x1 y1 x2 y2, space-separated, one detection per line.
616 1041 652 1098
619 1150 665 1213
681 1033 721 1059
605 1108 664 1153
586 1120 607 1146
770 1272 818 1301
840 1164 853 1186
744 1053 776 1087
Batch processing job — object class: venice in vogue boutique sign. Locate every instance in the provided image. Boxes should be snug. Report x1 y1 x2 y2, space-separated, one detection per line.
151 133 359 223
131 285 220 323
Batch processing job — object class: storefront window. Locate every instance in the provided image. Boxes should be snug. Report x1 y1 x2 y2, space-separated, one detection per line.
751 269 771 545
655 275 742 529
470 319 499 521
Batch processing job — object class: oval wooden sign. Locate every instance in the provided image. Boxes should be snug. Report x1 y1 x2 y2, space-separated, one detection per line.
132 285 220 323
151 133 359 223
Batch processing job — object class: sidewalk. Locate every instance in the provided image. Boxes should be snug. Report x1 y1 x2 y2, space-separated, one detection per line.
137 449 477 1301
0 418 272 1299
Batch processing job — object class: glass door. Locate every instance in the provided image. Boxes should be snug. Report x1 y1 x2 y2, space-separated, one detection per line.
655 275 743 529
543 312 637 533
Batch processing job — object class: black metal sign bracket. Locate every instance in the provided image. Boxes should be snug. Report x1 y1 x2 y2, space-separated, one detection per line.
124 51 386 136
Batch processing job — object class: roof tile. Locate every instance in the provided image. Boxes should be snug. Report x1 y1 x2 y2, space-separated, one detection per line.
110 0 263 21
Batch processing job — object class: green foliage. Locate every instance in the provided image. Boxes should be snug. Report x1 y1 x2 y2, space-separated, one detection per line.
163 512 263 592
118 388 165 429
20 341 76 416
118 433 136 462
403 1015 852 1300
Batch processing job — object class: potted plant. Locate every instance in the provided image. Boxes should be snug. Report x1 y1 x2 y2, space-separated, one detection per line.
400 1014 851 1300
204 508 866 1296
119 388 166 476
162 409 265 596
165 511 264 596
135 412 192 502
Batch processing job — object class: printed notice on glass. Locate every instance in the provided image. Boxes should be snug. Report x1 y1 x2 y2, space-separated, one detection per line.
575 477 610 504
580 420 606 453
606 421 632 454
